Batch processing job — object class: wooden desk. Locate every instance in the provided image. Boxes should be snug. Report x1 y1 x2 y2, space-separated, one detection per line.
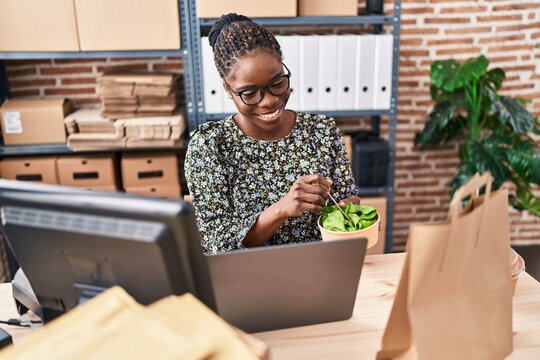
253 253 540 359
0 253 539 359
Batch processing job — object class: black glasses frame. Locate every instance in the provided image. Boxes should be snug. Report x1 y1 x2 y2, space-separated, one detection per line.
225 63 292 106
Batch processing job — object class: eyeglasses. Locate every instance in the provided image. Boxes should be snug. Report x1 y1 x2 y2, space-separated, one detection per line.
225 63 291 106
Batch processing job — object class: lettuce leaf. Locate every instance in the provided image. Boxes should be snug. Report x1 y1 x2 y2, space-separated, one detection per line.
321 204 378 232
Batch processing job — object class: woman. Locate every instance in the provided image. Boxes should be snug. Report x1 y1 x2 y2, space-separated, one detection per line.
185 13 360 253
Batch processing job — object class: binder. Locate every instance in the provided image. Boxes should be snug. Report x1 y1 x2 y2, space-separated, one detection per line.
279 35 301 111
373 34 394 110
354 35 376 110
299 35 319 111
318 35 338 111
222 87 237 114
201 37 223 114
336 35 357 110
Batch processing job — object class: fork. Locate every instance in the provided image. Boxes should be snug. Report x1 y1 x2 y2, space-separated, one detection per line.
320 186 352 222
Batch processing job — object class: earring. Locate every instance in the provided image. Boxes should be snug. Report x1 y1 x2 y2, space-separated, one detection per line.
227 93 232 99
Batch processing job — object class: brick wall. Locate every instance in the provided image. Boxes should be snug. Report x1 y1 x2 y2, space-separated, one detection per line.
395 0 540 250
4 57 184 106
3 0 540 250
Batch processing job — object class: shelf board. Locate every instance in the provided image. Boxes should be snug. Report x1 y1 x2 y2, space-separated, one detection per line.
358 186 388 196
0 143 188 156
0 49 188 60
203 109 391 121
0 144 73 156
199 15 395 27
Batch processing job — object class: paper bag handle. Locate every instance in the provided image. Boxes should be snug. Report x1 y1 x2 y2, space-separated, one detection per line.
447 172 493 221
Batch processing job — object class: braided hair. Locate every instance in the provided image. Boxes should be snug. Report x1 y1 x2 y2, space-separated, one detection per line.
208 13 282 79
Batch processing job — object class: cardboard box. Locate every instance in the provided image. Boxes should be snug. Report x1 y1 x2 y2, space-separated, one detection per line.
125 183 181 199
0 99 72 146
298 0 358 16
0 0 79 51
121 153 179 188
365 196 387 255
57 154 120 189
0 157 58 184
75 0 181 51
197 0 296 18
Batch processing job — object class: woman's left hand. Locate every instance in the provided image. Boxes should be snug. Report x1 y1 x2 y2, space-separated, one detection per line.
339 195 361 207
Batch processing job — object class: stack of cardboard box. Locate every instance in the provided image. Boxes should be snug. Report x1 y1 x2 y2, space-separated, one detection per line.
0 157 59 184
121 152 181 199
57 154 121 192
65 108 185 151
65 108 125 150
97 72 180 119
115 110 185 149
0 153 120 192
0 99 72 146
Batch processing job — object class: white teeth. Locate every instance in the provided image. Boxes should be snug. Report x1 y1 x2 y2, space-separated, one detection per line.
258 108 280 119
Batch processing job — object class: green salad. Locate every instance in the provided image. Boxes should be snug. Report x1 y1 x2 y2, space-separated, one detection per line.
320 203 378 232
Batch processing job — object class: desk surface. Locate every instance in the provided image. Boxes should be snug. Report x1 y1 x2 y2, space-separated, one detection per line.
253 253 540 359
0 253 539 359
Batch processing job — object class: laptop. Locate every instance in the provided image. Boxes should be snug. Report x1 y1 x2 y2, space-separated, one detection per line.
205 237 367 333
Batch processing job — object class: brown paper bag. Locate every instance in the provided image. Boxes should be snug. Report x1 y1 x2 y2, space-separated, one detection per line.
377 173 513 360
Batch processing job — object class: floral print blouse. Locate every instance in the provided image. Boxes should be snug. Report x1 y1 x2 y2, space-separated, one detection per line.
185 112 358 254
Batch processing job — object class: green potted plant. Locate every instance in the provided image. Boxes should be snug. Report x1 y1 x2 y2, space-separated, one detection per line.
415 55 540 216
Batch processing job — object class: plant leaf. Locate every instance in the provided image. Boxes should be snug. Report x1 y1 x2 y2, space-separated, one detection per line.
506 143 540 185
430 84 466 106
430 59 462 91
321 204 379 232
493 96 535 133
321 205 337 219
471 136 512 188
516 187 540 217
431 56 489 92
533 117 540 136
478 77 499 104
415 102 459 147
458 55 489 84
532 155 540 184
484 67 505 90
322 210 347 232
361 219 377 228
359 205 377 216
350 213 361 227
450 162 477 196
345 202 360 214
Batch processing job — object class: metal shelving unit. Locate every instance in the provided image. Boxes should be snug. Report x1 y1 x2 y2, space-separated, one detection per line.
0 0 196 154
0 144 72 156
192 2 401 253
0 50 186 60
204 109 392 121
199 15 395 26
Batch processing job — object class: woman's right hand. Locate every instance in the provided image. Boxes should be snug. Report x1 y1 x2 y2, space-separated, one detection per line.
276 174 332 218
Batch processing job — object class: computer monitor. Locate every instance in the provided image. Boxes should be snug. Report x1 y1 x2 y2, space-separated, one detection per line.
0 179 215 322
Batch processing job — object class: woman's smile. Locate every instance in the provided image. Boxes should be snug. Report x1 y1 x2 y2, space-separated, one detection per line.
254 106 283 122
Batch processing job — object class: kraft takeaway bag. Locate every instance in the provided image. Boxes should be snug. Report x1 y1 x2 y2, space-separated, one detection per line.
377 173 513 359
